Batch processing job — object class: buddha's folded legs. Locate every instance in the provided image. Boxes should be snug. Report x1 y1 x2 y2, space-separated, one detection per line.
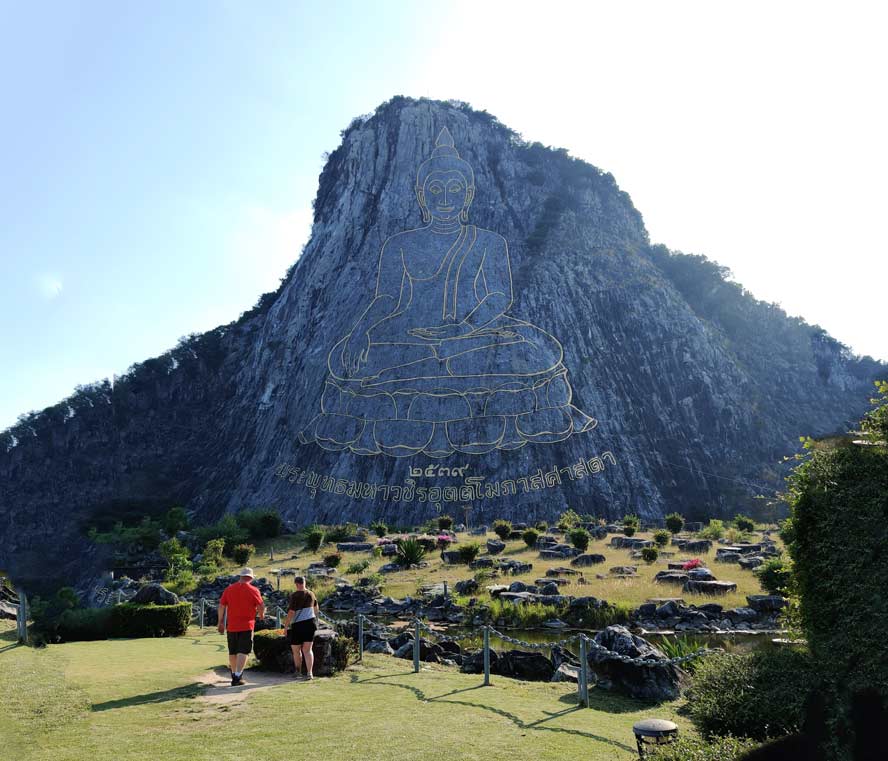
327 336 436 381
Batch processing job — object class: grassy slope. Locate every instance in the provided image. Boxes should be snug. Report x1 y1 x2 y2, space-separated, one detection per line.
243 529 771 612
3 625 692 761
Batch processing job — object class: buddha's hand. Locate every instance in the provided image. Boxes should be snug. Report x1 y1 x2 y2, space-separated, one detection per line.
341 331 371 377
409 323 474 340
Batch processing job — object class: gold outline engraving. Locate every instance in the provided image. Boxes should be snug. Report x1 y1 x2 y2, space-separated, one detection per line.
300 127 597 457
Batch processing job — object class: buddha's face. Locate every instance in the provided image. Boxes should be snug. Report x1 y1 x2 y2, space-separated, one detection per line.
418 170 473 221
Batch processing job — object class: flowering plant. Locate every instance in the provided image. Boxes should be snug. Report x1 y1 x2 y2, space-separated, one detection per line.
682 558 703 570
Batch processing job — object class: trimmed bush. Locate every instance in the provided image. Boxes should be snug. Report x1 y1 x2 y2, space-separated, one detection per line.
56 607 115 642
665 512 685 534
568 527 590 551
522 528 540 548
55 602 191 642
437 515 453 530
323 552 342 568
689 648 816 741
253 628 289 668
330 635 359 671
492 519 512 540
232 543 255 566
653 529 670 547
534 521 548 532
641 547 659 564
457 541 481 564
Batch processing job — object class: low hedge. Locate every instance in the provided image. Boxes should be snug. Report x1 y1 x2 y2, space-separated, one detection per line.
54 602 191 642
689 648 816 741
647 734 760 761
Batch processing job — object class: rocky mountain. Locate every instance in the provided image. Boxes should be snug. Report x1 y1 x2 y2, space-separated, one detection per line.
1 96 883 590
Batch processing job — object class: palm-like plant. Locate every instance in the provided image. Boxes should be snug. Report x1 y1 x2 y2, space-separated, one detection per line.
395 538 426 567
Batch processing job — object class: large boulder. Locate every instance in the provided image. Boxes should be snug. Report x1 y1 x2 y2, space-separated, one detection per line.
460 648 499 674
336 542 374 552
683 539 712 554
570 553 607 567
683 580 737 595
687 567 717 581
587 625 687 701
497 650 555 681
486 539 506 555
440 550 463 564
454 578 479 595
653 571 688 585
131 583 180 606
746 594 788 613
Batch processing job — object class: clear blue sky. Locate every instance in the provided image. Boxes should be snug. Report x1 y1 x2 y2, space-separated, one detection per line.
2 1 886 431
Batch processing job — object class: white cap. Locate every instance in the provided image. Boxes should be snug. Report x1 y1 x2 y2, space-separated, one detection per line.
238 567 254 579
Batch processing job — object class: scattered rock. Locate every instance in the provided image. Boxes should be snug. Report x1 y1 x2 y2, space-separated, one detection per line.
570 553 606 567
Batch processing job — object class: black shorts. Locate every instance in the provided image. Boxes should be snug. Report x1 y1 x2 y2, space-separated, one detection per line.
287 618 317 645
227 630 254 655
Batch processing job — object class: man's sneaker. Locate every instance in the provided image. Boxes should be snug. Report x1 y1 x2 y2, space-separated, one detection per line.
232 675 245 686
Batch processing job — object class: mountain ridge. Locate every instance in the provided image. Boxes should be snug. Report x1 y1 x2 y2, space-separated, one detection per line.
1 96 882 590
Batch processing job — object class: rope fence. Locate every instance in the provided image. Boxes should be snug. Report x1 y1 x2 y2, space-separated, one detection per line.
188 598 718 708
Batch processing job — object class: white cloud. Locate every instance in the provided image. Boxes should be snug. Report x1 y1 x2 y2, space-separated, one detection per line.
36 273 63 300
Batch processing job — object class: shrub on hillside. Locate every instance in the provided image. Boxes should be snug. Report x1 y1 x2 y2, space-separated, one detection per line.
232 543 255 566
55 607 115 642
534 520 548 532
698 519 725 540
194 515 249 554
568 527 590 551
437 515 453 530
345 559 370 575
653 529 670 547
325 523 359 543
622 514 639 537
556 509 581 531
492 519 512 540
306 528 326 551
235 508 283 540
754 557 793 595
641 547 659 564
370 520 388 537
457 542 481 564
323 552 342 568
689 648 815 741
665 512 685 534
733 514 756 533
199 537 225 577
163 506 189 534
522 528 540 548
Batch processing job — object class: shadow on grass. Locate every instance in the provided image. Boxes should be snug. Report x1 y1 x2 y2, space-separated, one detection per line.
349 672 635 753
555 686 660 714
91 683 204 712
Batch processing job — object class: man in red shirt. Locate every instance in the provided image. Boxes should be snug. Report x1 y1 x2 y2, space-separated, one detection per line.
218 567 266 686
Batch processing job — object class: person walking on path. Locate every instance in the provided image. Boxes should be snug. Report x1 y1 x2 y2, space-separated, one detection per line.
218 567 266 686
284 576 319 680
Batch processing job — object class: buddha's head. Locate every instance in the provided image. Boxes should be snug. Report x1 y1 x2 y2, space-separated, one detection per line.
416 127 475 224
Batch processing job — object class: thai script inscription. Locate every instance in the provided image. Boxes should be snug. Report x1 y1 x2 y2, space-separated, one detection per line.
274 450 616 508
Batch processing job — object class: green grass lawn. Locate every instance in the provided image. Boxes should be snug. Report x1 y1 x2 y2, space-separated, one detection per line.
4 626 693 761
244 529 772 612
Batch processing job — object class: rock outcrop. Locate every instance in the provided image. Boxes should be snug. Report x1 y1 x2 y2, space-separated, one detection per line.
1 96 883 590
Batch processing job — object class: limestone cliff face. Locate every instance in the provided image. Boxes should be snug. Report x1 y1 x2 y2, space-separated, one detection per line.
1 97 882 588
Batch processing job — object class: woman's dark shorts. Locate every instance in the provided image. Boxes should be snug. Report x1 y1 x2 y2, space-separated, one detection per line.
227 630 254 655
287 618 318 645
